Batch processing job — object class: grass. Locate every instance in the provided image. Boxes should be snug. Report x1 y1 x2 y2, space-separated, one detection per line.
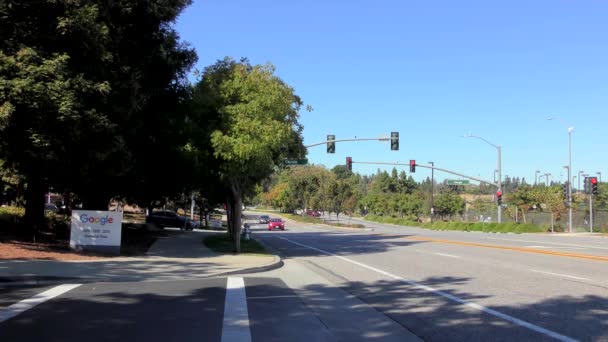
365 214 547 233
203 233 269 255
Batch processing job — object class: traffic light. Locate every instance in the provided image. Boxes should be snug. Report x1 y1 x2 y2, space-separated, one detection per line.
391 132 399 151
409 160 416 173
346 157 352 171
496 190 502 205
327 134 335 153
562 182 569 199
591 177 598 195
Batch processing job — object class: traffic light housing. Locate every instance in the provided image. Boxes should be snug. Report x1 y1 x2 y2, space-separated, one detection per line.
562 182 569 199
496 190 502 205
591 177 598 195
346 157 352 171
327 135 335 153
409 160 416 173
391 132 399 151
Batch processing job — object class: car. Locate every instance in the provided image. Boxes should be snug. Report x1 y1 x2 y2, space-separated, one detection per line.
306 210 321 217
44 203 59 214
267 218 285 231
146 211 194 230
259 215 270 224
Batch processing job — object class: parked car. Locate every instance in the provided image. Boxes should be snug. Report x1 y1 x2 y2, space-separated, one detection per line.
259 215 270 224
306 210 321 217
146 211 193 230
267 218 285 231
44 203 59 214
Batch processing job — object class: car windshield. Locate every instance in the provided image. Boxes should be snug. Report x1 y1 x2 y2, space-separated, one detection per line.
269 219 281 222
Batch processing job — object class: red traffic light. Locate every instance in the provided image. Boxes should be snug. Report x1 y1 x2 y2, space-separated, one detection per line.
496 191 502 196
591 178 598 184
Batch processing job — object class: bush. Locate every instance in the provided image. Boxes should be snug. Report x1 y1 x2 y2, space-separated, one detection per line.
365 214 546 233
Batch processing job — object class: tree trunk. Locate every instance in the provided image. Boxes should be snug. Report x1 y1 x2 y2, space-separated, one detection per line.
83 195 110 211
226 200 233 241
23 176 46 241
230 183 243 254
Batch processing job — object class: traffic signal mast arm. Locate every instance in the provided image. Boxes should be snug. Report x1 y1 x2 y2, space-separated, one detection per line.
352 161 499 188
305 137 391 149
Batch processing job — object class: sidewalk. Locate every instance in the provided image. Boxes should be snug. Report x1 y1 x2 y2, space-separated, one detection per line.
0 229 281 285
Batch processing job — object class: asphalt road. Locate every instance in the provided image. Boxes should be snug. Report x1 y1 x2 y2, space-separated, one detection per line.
252 214 608 342
2 214 607 341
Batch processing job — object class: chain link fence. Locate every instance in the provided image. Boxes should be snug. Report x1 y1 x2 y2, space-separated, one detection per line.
463 206 608 233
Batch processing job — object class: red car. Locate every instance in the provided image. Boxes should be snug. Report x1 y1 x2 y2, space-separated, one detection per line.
268 218 285 231
306 210 321 217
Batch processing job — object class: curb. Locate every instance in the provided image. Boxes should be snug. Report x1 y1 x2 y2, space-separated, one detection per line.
213 255 284 277
0 254 284 286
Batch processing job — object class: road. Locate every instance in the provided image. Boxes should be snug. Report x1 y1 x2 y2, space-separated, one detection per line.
253 215 608 341
1 215 607 341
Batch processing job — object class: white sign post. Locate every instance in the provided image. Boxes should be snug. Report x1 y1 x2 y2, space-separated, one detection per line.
70 210 123 254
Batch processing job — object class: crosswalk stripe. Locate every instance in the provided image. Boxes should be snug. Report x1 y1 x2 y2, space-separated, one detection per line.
221 277 252 342
0 284 82 323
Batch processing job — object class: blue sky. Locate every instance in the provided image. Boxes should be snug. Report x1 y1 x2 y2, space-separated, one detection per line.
175 0 608 185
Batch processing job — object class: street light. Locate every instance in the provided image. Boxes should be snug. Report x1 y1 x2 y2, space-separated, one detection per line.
535 170 541 186
464 133 502 223
544 173 551 186
578 170 585 192
597 172 602 183
429 161 435 222
547 116 574 233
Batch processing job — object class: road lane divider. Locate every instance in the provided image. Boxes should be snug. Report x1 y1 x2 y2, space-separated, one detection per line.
0 284 82 323
278 236 578 342
530 270 590 281
407 236 608 262
221 277 252 342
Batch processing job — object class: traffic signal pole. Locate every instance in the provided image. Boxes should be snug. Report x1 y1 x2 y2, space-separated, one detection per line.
352 161 497 187
305 137 391 149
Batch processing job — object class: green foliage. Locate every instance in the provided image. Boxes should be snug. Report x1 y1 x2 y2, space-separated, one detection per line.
190 58 306 252
365 214 546 233
433 193 465 219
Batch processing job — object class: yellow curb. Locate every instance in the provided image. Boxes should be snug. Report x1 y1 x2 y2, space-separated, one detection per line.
407 236 608 262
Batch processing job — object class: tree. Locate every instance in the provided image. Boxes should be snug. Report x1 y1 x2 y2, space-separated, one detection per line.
434 193 465 220
0 0 196 233
191 58 305 252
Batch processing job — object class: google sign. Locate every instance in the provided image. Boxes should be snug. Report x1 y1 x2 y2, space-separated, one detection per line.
80 214 114 225
71 210 123 254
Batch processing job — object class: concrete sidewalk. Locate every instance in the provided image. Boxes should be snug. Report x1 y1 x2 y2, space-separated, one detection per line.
0 229 281 285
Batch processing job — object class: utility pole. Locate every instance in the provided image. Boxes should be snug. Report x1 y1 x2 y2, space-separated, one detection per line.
429 161 434 222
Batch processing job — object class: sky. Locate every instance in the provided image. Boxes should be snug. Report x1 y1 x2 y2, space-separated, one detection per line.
175 0 608 186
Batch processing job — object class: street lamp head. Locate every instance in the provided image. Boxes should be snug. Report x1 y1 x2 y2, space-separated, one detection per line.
546 116 554 120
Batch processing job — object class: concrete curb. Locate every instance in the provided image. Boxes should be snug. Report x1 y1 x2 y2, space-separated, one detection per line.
212 255 284 277
0 254 284 286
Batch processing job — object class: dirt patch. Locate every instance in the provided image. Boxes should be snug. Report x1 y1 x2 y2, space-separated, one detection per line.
0 224 164 261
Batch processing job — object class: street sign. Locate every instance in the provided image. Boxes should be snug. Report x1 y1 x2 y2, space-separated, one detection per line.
447 180 470 185
284 159 308 165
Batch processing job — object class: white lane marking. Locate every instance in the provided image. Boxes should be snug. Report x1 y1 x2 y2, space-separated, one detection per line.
0 284 81 323
525 245 588 250
278 236 578 342
530 270 591 281
483 237 606 251
221 277 252 342
434 252 461 258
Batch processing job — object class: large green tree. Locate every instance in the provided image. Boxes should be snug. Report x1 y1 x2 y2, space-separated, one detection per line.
191 58 306 252
0 0 196 232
